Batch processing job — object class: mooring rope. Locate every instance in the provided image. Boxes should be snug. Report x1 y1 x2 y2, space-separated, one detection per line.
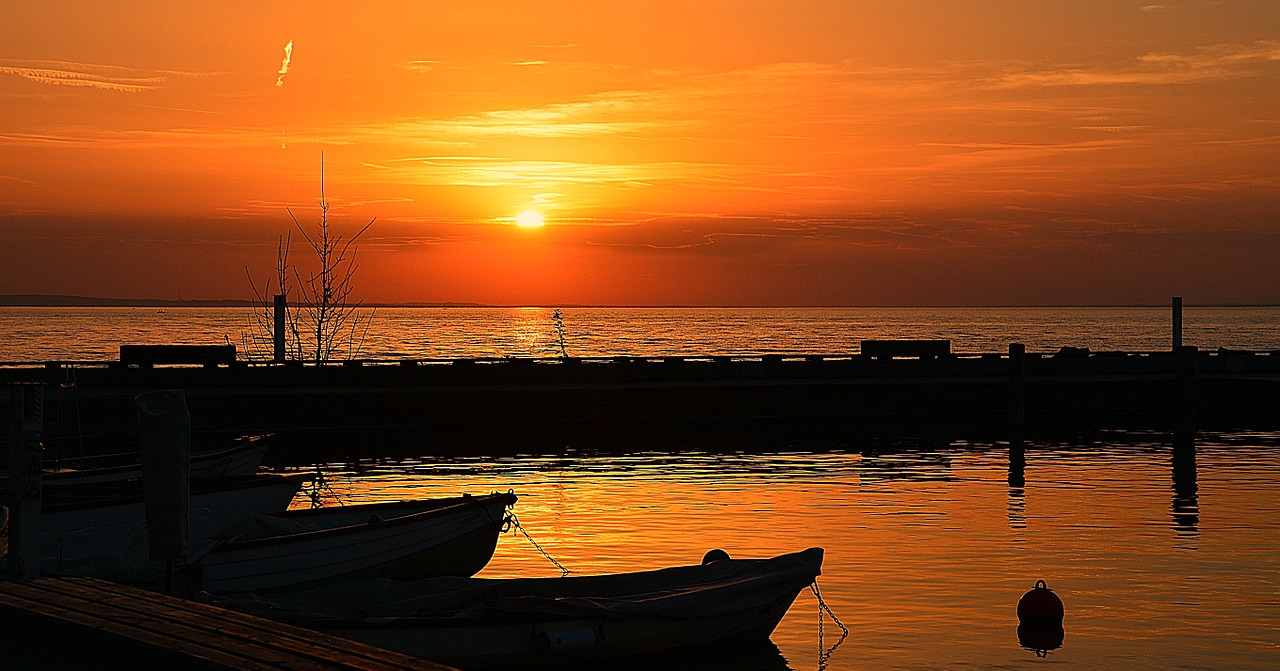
506 511 570 576
811 579 849 670
305 467 345 508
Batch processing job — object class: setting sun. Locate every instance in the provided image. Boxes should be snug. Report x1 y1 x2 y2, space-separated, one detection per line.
515 210 545 229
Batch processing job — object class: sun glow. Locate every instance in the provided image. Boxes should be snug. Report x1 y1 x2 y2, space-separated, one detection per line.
515 210 545 228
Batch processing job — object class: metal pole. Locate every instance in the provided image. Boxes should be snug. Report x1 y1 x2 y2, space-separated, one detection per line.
1172 296 1183 350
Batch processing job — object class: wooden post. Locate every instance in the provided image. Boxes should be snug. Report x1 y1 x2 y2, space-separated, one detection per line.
137 390 191 594
1175 345 1197 440
6 383 43 581
273 294 286 363
1172 296 1182 350
1009 343 1026 438
1008 343 1027 487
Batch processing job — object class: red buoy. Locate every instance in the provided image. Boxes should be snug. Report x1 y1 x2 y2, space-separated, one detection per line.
1017 579 1065 624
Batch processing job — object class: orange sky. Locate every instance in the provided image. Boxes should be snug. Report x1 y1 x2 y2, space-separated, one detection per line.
1 1 1277 305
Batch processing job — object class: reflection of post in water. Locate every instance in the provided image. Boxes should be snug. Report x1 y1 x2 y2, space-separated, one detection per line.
1008 343 1028 529
1008 438 1027 530
1171 434 1199 535
1008 439 1026 489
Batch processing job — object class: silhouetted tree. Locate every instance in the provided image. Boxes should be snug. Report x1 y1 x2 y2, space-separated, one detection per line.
245 154 375 362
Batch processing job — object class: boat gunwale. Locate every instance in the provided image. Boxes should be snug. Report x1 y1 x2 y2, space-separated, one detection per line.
40 473 310 512
208 492 516 553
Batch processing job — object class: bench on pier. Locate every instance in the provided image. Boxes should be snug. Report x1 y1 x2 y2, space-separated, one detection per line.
860 339 951 360
119 344 237 367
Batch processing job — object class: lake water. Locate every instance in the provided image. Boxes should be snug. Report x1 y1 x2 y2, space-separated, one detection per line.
1 305 1277 361
277 432 1280 670
3 307 1278 668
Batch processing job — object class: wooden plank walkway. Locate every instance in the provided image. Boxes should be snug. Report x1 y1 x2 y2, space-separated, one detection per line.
0 576 456 671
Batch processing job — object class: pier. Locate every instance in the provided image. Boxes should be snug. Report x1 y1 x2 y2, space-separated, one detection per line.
4 345 1279 460
0 576 454 670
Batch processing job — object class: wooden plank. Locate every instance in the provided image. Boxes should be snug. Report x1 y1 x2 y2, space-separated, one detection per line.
68 578 446 670
0 588 281 671
0 578 455 671
80 584 429 671
34 578 434 671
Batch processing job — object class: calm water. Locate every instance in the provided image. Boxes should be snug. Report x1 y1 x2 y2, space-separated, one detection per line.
0 305 1277 361
4 307 1278 667
279 434 1280 670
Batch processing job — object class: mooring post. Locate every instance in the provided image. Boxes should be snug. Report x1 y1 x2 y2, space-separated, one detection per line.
1172 296 1183 350
6 383 44 581
137 390 192 595
1009 343 1026 438
1175 345 1197 441
1008 343 1027 487
273 294 286 363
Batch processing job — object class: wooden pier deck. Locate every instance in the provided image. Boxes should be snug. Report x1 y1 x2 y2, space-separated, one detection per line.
0 576 455 671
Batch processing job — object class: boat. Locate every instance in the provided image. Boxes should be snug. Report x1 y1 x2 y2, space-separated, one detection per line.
209 547 823 669
38 473 309 535
191 491 518 595
40 436 270 486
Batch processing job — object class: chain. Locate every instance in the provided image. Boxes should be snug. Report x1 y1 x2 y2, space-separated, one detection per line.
811 579 848 670
506 511 570 576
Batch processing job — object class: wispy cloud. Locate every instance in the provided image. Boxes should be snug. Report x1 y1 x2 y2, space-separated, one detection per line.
398 60 439 73
374 157 723 189
0 59 219 93
0 60 162 92
990 40 1280 88
276 40 294 87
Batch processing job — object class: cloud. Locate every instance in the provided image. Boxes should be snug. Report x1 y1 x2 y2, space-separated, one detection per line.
276 40 294 87
0 62 162 92
0 59 220 93
374 157 723 189
398 60 439 73
990 40 1280 88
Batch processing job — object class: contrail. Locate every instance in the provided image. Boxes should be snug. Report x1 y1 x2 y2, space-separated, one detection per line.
275 40 293 87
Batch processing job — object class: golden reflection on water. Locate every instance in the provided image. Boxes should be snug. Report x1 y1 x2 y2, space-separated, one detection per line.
4 306 1280 361
284 437 1280 670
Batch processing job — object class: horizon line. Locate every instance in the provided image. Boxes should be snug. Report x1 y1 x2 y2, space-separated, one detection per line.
1 294 1277 310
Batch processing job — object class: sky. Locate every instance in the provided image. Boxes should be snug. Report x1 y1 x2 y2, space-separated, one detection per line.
1 1 1277 306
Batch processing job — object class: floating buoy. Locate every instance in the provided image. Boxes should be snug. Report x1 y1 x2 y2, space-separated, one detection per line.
702 549 731 565
1017 579 1065 624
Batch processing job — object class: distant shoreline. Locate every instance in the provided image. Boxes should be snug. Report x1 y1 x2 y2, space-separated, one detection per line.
1 295 1276 309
